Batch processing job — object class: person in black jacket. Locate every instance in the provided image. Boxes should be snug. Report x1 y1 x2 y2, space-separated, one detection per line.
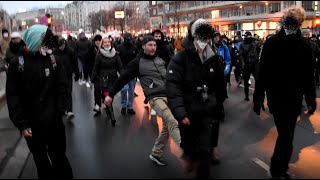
6 25 73 179
152 30 172 68
239 31 261 101
53 36 79 120
166 18 226 179
4 32 26 72
88 34 103 114
253 6 317 179
91 36 123 126
105 35 182 167
116 33 138 115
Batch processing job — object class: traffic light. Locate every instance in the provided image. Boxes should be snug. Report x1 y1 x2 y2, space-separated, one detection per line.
45 14 52 28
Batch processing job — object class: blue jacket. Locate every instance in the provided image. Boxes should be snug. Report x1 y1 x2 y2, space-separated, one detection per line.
216 42 231 76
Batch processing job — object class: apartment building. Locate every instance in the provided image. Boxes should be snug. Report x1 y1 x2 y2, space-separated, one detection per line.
150 1 319 38
64 1 116 32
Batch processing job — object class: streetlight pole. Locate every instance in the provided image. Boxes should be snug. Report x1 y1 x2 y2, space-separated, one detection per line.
124 1 126 33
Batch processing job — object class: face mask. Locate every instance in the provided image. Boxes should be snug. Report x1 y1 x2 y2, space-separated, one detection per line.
3 33 8 38
196 40 208 50
59 44 66 51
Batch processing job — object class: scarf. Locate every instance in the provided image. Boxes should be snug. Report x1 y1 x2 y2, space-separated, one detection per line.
100 47 116 58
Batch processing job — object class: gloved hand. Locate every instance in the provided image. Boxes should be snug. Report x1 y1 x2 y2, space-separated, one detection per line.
253 103 265 115
307 101 317 115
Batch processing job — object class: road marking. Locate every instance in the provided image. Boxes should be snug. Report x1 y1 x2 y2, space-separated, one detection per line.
252 158 269 172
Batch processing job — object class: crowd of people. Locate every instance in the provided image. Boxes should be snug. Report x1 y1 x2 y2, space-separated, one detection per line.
0 4 318 179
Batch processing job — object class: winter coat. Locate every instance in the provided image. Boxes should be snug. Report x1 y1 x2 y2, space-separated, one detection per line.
6 50 68 136
116 43 138 68
239 39 260 65
53 45 79 78
75 38 92 62
109 54 167 101
253 28 316 116
166 38 226 122
91 50 123 91
216 41 231 76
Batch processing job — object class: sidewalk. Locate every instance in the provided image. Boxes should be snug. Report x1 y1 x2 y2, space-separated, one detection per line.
0 71 30 179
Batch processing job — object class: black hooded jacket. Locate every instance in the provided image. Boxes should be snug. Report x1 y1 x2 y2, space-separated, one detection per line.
166 37 226 122
253 28 316 116
152 30 172 68
53 44 79 78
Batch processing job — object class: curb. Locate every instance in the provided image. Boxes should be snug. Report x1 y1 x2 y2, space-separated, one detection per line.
0 137 30 179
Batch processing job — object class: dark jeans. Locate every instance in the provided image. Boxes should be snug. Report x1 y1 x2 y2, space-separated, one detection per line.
25 122 73 179
66 75 73 112
243 63 257 98
270 113 298 176
179 115 213 178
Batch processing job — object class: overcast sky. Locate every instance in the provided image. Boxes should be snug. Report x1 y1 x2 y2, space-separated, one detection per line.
0 1 72 15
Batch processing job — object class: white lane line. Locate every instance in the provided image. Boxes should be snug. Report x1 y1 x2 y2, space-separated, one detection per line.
252 158 269 172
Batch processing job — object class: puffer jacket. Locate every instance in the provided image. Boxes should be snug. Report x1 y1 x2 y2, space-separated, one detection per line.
91 49 123 91
166 38 226 122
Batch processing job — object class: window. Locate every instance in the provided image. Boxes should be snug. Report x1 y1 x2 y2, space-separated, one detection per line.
158 4 163 13
204 11 211 19
181 14 188 21
151 1 156 5
188 13 194 20
256 4 266 14
269 2 281 13
212 10 219 18
232 7 240 16
221 9 230 18
188 1 195 8
283 1 296 9
169 3 174 12
152 8 157 15
244 6 254 16
195 1 201 6
302 1 314 11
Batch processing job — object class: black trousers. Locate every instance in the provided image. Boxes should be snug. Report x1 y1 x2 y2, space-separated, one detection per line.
66 75 73 112
270 113 298 176
25 122 73 179
179 115 213 179
243 63 257 98
94 79 102 107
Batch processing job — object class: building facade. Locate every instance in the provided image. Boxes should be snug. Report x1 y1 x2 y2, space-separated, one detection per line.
150 1 319 38
14 7 64 32
64 1 116 32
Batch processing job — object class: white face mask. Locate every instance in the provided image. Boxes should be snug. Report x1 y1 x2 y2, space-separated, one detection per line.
196 40 208 50
3 33 8 38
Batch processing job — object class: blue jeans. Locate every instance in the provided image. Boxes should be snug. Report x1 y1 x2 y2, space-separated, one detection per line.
77 58 83 76
120 79 136 109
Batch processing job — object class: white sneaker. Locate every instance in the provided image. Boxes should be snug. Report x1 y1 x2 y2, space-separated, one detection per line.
151 109 156 115
86 82 91 88
93 104 101 112
78 80 83 86
248 80 252 85
67 112 74 119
